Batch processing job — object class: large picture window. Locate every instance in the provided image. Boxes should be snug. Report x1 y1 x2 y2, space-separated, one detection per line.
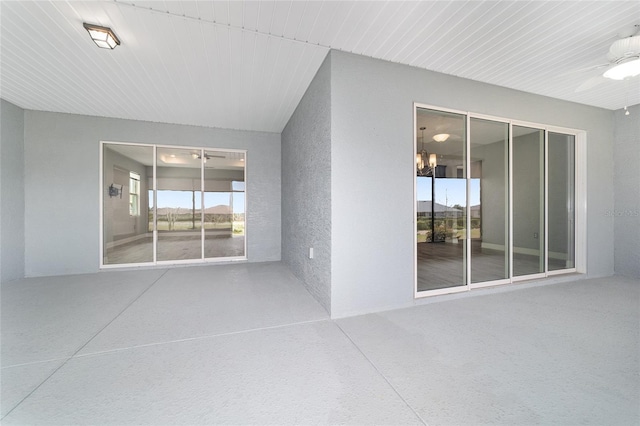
415 104 583 296
101 143 246 267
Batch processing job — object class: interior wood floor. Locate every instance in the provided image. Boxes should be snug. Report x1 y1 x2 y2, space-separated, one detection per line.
105 234 245 265
417 240 566 292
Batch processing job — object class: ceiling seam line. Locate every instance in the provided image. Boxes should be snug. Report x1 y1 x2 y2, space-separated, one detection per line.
112 0 330 51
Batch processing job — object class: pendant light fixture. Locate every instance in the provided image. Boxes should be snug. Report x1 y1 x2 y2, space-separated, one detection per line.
417 127 437 176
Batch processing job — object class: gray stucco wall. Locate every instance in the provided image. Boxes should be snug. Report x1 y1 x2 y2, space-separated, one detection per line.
614 104 640 278
0 99 25 282
281 54 332 313
329 50 615 318
23 111 281 277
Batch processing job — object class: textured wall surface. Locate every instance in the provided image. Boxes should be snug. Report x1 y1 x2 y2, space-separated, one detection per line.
614 104 640 278
281 54 332 313
1 99 25 282
329 50 615 318
23 111 281 277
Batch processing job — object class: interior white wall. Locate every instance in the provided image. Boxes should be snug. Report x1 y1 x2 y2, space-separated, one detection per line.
0 99 25 282
548 133 573 257
281 54 332 314
474 140 507 249
614 104 640 278
512 131 544 253
103 147 150 247
23 111 281 277
329 50 615 318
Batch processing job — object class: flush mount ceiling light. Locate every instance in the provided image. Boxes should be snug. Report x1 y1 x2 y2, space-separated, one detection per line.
83 23 120 49
432 133 450 143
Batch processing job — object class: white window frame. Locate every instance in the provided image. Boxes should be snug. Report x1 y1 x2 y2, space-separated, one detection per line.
414 103 586 299
129 171 141 217
99 141 248 269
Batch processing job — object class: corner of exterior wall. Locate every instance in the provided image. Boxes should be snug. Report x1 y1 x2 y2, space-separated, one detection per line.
613 104 640 278
281 52 332 314
328 50 618 318
0 99 26 282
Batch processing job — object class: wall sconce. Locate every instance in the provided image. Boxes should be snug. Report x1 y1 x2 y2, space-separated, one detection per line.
83 23 120 49
109 183 122 198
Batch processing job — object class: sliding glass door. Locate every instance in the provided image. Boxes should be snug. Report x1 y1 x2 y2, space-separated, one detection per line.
469 118 510 284
102 143 246 267
415 105 579 295
203 150 246 259
512 126 545 277
416 108 467 292
102 144 154 265
548 132 575 271
156 147 202 262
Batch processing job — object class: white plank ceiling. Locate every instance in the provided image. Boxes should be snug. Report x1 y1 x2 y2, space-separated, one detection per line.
1 1 639 133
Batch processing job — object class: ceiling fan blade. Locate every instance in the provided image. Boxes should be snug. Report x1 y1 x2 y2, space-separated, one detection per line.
560 63 609 78
575 75 607 92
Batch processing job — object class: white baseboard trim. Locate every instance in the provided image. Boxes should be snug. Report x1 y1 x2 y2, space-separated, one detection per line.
480 242 569 260
106 233 151 249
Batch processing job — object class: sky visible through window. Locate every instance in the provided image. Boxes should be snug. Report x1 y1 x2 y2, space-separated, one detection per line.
417 177 480 207
152 190 245 214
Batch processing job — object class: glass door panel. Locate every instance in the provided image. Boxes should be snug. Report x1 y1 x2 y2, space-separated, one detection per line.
103 143 154 265
469 118 509 283
203 150 246 258
512 126 545 276
156 147 202 261
548 132 575 271
416 108 467 291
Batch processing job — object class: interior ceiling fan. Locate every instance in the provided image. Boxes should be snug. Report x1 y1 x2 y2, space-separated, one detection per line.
575 24 640 92
158 150 227 166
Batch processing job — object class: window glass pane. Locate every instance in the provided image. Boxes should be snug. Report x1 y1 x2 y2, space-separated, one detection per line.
548 132 575 271
416 107 467 292
156 147 203 261
470 118 509 283
204 150 245 258
103 143 153 265
512 126 545 276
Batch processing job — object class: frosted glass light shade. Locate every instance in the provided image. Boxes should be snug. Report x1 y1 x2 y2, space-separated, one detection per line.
429 153 437 168
83 23 120 49
603 58 640 80
433 133 450 142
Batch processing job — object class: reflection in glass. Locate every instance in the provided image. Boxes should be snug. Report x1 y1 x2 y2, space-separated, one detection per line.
512 126 545 276
203 150 245 258
548 132 575 271
469 118 509 283
156 147 203 261
103 143 154 265
416 108 467 291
